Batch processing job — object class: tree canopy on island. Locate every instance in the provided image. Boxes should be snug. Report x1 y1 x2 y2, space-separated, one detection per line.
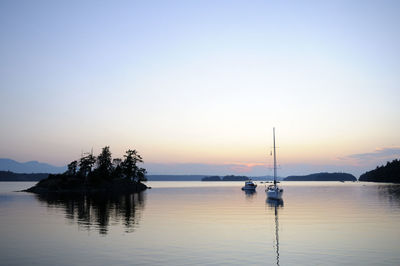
68 146 147 183
26 147 148 194
359 159 400 183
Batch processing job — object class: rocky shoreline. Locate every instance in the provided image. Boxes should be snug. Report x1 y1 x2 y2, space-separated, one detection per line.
24 174 148 194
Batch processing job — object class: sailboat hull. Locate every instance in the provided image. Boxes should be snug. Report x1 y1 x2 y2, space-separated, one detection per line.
266 188 283 200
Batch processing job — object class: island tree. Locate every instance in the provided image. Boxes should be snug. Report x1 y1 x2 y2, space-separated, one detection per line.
96 146 113 179
78 153 96 179
121 149 147 182
66 160 78 176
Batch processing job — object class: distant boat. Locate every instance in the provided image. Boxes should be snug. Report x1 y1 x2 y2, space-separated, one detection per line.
266 128 283 200
242 179 257 191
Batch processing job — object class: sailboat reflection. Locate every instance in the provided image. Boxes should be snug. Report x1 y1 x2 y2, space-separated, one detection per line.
35 192 146 234
267 198 284 266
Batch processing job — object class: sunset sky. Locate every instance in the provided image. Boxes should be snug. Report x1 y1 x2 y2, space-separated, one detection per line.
1 0 399 176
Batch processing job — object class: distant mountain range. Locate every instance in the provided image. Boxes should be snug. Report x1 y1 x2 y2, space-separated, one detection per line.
1 156 397 183
0 158 66 174
6 158 359 182
0 158 280 181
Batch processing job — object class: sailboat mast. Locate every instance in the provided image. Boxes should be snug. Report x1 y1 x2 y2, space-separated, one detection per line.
273 127 277 185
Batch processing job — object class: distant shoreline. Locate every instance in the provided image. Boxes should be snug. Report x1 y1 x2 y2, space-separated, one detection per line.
0 171 49 182
284 172 357 182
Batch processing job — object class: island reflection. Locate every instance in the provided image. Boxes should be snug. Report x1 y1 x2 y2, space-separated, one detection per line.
378 184 400 207
35 192 146 234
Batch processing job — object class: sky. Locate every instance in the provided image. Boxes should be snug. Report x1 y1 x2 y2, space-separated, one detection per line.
1 0 399 177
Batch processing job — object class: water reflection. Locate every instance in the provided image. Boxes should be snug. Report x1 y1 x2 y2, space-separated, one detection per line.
243 190 257 198
267 198 284 208
266 198 284 266
378 185 400 207
35 192 146 234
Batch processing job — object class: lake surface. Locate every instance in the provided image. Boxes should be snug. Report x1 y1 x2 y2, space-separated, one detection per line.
1 181 400 265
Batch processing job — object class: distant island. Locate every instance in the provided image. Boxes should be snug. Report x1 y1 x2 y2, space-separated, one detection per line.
359 159 400 183
202 175 250 181
284 172 357 181
202 176 222 181
25 146 148 194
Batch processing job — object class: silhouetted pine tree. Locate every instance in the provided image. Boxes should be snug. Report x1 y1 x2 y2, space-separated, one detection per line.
96 146 113 179
121 149 145 182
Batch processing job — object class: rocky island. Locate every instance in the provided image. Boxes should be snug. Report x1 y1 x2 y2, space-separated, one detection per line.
25 147 148 194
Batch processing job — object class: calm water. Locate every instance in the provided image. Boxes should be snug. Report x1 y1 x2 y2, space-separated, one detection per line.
1 181 400 265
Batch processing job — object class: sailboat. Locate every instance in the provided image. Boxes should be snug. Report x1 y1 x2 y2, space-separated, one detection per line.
266 127 283 200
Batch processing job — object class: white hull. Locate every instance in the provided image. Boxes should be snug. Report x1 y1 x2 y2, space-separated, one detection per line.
242 180 257 191
242 186 257 191
266 187 283 200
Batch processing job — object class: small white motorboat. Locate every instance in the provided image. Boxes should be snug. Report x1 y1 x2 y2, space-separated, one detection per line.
242 180 257 191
